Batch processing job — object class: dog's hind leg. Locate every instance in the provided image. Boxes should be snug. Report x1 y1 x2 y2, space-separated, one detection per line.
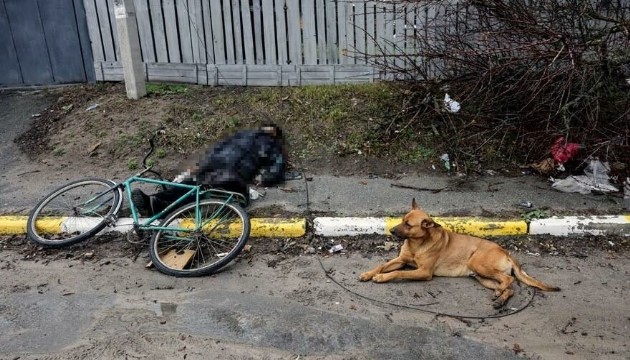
472 274 501 296
488 273 515 308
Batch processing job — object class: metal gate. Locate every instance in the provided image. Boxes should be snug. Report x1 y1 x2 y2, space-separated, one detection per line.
0 0 94 87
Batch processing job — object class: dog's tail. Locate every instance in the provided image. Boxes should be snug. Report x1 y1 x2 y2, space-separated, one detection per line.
509 255 560 292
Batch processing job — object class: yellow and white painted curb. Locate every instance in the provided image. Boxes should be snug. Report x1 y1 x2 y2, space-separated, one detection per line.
530 215 630 236
0 216 306 238
2 215 629 238
313 217 529 237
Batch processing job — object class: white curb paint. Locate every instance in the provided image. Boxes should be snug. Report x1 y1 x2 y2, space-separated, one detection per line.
61 217 153 235
314 217 387 237
530 215 630 236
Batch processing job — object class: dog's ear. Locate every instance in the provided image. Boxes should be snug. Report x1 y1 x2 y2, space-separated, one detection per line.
421 219 440 228
412 198 419 210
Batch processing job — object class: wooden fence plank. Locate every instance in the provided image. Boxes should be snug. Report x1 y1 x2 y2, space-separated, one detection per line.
315 0 327 64
394 3 404 69
286 0 301 65
301 0 317 64
231 0 243 64
176 0 193 63
148 0 168 62
134 0 156 63
275 0 288 65
74 0 96 83
163 0 180 62
365 1 375 59
201 0 214 64
222 0 235 63
82 0 104 62
189 0 206 63
337 0 348 64
325 0 337 64
374 1 386 61
252 0 264 64
210 0 225 64
354 1 366 64
147 62 198 83
384 1 394 69
261 0 276 64
94 0 116 61
106 0 121 60
240 0 255 64
347 1 356 64
405 4 418 72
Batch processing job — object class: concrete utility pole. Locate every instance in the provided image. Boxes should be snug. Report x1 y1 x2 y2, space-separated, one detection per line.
113 0 146 99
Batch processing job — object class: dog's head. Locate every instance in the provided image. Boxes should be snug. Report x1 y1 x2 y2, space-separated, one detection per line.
389 198 441 240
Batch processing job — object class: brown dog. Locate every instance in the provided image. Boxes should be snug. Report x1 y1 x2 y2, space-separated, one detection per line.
360 199 560 308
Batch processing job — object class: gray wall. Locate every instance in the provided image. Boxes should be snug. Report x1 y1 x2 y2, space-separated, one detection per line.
0 0 95 87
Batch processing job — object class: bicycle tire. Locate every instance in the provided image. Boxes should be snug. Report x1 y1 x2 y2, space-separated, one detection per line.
149 199 251 277
27 178 123 248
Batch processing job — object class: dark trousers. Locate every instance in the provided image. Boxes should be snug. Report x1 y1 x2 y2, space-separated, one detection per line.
151 181 248 214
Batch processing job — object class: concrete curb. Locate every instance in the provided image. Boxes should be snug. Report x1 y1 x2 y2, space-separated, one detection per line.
1 215 629 238
0 216 307 238
530 215 630 236
314 217 529 237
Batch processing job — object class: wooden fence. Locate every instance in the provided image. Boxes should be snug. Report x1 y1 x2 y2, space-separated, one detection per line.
83 0 434 86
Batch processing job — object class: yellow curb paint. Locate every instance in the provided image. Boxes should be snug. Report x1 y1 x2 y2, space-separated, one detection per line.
385 216 527 237
250 218 306 238
434 218 528 237
385 217 401 235
0 216 65 235
0 216 306 238
625 215 630 222
0 216 28 235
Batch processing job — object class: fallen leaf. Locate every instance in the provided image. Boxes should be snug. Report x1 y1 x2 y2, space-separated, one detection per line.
88 142 101 154
529 158 556 175
280 187 296 193
359 180 368 185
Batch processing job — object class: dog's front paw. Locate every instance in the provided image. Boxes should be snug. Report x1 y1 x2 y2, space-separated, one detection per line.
372 274 389 283
359 272 373 281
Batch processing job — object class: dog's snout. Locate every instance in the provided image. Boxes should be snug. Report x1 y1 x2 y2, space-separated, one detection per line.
389 225 403 239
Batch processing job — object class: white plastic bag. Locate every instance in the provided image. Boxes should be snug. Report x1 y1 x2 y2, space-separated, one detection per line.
444 93 461 113
551 159 619 194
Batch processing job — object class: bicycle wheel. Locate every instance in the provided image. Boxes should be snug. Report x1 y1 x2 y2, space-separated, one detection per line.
149 199 250 277
27 178 123 248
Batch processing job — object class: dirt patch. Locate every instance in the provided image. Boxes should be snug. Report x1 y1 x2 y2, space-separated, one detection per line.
3 231 628 269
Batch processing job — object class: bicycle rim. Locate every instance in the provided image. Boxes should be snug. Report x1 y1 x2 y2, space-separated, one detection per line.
150 200 250 277
27 178 121 247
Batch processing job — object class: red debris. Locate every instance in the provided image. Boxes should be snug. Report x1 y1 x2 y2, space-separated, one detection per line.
550 136 580 164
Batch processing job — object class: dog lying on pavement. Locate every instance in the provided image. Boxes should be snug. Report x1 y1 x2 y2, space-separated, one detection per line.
360 199 560 308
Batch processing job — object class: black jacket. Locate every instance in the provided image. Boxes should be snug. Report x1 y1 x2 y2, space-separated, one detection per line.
194 129 286 189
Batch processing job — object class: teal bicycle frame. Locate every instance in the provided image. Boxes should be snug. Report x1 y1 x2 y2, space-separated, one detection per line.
124 176 240 233
79 166 241 234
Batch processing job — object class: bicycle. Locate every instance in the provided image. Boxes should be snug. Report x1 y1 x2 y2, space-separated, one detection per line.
26 130 251 277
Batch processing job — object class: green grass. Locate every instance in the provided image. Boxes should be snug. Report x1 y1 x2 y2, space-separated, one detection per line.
52 147 65 156
146 82 189 96
127 159 138 170
108 82 442 168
